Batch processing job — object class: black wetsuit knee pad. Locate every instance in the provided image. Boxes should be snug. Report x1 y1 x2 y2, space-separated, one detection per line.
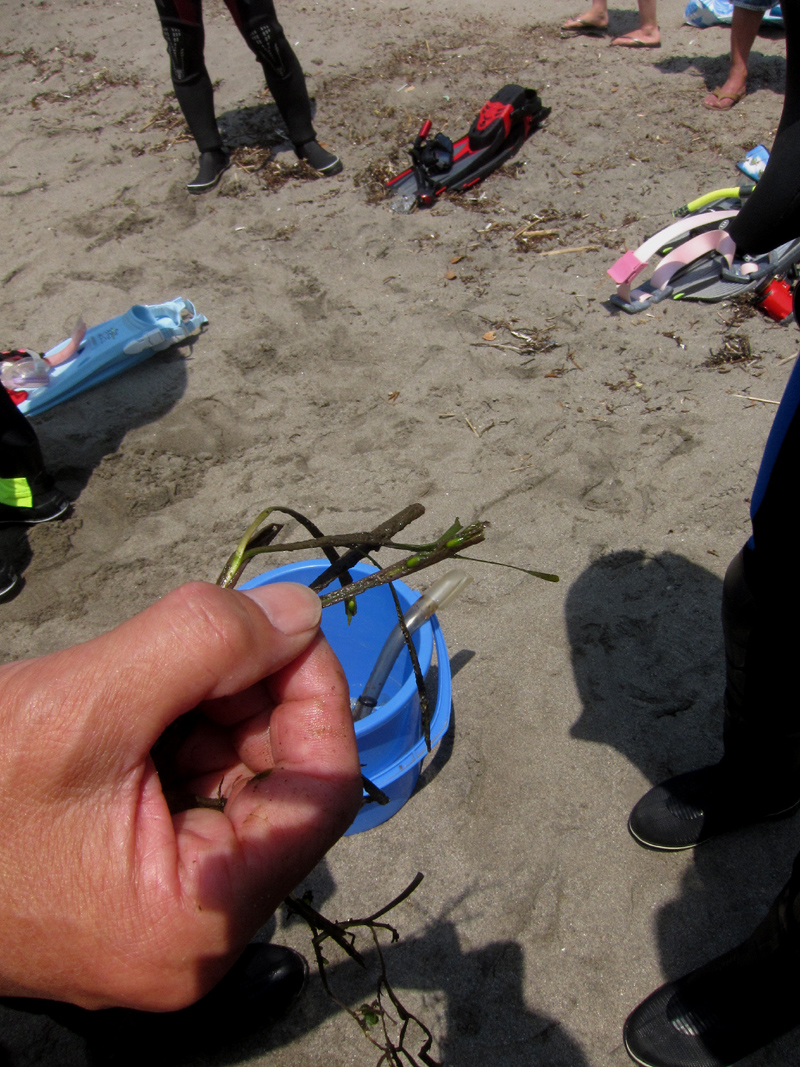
159 19 206 86
240 15 291 78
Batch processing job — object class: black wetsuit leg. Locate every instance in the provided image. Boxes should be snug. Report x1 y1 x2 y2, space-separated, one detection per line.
725 350 800 790
222 0 316 146
153 0 223 153
728 2 800 255
0 387 49 489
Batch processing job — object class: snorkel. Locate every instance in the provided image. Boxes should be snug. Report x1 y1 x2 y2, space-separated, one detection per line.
351 568 471 721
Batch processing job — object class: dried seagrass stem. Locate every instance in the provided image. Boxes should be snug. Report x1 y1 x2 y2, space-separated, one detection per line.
319 522 488 608
284 875 440 1067
216 514 283 588
216 505 358 613
310 504 425 594
284 893 366 967
346 872 424 927
384 578 431 751
362 774 391 806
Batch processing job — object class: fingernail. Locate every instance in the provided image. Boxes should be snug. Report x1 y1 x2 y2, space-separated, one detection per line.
242 582 322 635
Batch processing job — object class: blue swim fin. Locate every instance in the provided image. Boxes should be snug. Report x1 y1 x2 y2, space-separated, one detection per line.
8 298 206 417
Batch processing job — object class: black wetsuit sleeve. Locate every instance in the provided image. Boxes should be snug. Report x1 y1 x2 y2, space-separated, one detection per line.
728 2 800 255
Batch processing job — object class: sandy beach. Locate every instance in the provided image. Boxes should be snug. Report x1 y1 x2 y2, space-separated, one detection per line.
0 0 796 1064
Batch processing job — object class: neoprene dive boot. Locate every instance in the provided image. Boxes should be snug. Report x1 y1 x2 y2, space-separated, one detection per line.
628 547 800 851
186 148 231 193
0 473 69 526
0 558 21 599
624 855 800 1067
294 139 343 176
1 943 307 1064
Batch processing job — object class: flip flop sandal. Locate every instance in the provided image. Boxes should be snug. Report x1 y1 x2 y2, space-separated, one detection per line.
704 88 746 111
610 35 661 47
560 17 607 36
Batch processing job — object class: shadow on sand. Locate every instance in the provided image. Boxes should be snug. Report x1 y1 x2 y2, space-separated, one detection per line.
0 336 194 593
565 549 800 1059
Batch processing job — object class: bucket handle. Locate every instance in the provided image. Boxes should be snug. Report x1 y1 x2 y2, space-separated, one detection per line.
367 614 453 788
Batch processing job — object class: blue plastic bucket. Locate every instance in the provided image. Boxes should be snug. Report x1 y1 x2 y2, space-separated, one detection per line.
240 560 452 833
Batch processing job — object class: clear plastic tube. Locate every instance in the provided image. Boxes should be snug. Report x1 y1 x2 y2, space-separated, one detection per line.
352 569 471 721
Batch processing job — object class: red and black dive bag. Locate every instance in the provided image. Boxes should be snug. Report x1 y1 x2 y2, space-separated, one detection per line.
386 84 549 208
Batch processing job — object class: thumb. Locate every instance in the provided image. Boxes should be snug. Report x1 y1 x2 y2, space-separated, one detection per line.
11 581 324 759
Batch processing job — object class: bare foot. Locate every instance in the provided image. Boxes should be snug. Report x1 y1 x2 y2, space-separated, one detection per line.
562 8 609 32
704 77 747 110
610 28 661 47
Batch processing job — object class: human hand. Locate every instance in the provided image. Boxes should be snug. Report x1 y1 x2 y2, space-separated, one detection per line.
0 581 361 1011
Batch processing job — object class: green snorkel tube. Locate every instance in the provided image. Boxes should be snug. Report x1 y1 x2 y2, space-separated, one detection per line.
351 569 472 722
673 185 756 218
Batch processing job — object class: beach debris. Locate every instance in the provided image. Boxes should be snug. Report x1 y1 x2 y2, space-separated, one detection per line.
512 208 564 251
537 243 599 256
733 393 779 405
228 146 322 190
720 293 760 328
230 145 272 174
705 331 756 370
463 416 494 438
605 369 641 392
473 318 559 363
285 873 440 1067
353 160 396 203
661 329 686 350
30 66 139 109
515 226 558 241
510 454 535 472
140 94 190 137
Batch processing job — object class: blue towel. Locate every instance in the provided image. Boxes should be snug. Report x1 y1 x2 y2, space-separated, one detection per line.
684 0 783 27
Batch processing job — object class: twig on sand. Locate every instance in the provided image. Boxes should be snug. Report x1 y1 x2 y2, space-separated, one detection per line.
513 225 559 240
733 394 779 405
537 244 599 256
